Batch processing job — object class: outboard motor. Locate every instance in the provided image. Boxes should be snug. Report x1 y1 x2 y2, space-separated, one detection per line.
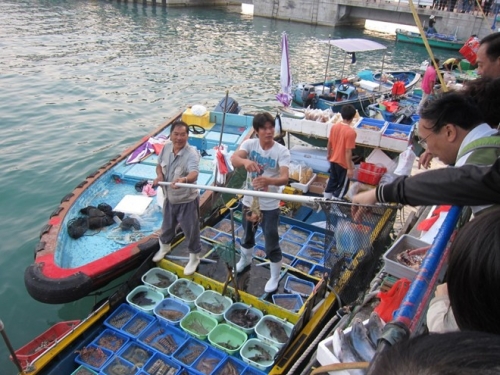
301 84 316 102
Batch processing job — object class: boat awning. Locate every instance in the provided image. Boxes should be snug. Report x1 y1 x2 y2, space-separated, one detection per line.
320 38 387 53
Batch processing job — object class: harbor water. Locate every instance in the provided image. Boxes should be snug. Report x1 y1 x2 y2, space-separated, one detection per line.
0 0 432 372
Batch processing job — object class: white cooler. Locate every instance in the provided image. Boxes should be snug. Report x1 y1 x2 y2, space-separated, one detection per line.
290 145 330 173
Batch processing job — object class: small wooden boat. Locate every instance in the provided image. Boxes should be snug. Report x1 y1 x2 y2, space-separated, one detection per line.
11 320 80 369
24 103 255 305
396 28 465 51
15 181 400 374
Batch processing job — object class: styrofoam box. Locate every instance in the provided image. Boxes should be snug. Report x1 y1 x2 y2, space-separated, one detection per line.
290 173 316 193
383 234 430 280
290 145 330 173
359 79 382 91
366 148 397 174
299 119 329 138
281 116 303 133
379 123 414 152
353 118 387 147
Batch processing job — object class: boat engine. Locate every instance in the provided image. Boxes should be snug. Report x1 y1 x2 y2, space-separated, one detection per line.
301 84 316 102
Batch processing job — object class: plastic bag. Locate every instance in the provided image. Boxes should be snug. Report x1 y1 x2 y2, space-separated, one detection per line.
335 219 371 256
394 146 416 176
344 181 373 202
289 161 313 184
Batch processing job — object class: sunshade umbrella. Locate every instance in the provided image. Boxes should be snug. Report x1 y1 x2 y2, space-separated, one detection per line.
276 31 292 107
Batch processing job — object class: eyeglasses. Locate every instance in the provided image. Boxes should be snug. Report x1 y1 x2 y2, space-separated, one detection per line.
418 132 434 149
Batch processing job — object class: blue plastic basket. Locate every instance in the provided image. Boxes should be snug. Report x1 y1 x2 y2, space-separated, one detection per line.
100 355 136 375
284 275 315 298
291 258 315 274
104 303 137 331
191 346 227 375
74 344 113 372
297 244 325 264
120 310 156 340
213 356 248 375
91 328 129 353
282 226 312 244
172 337 208 367
154 297 190 326
272 293 304 312
279 239 303 256
310 264 330 279
138 320 187 356
309 232 325 245
144 352 181 375
117 341 154 370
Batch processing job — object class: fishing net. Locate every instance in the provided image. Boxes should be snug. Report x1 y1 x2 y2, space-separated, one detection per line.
318 200 399 305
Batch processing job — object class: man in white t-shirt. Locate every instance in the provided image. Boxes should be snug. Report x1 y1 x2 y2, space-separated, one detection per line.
231 112 291 293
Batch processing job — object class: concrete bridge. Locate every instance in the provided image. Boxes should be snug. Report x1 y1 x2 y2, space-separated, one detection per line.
253 0 495 40
111 0 495 40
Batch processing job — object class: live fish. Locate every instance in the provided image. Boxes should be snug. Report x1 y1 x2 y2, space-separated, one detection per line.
336 328 365 375
131 291 155 307
350 318 376 362
265 319 289 344
365 312 384 347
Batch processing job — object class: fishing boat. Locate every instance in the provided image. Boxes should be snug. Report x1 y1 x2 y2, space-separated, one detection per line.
24 100 255 305
11 176 401 374
292 39 420 113
395 28 465 51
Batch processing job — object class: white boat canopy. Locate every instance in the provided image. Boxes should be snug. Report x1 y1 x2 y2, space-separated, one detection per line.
320 38 387 53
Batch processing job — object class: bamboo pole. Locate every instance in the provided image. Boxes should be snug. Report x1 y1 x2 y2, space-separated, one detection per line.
408 0 447 92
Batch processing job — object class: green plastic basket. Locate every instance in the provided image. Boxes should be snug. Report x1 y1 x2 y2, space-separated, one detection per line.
208 323 247 355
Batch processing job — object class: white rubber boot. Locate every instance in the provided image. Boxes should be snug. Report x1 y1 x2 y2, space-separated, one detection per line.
265 260 282 293
153 240 171 262
323 192 333 199
236 246 254 273
184 253 200 276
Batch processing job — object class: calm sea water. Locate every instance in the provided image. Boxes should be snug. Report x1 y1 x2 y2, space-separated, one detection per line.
0 0 430 372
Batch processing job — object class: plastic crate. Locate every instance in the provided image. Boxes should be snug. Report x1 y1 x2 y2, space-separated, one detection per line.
254 315 293 349
213 356 248 375
309 232 325 245
240 338 278 372
297 244 325 264
71 365 97 375
154 297 190 326
213 218 234 234
242 366 268 375
92 329 129 353
353 118 387 147
74 344 113 372
104 304 137 331
279 239 303 256
195 290 233 322
126 285 164 315
168 279 205 308
357 162 387 186
310 264 330 279
191 346 227 375
383 234 430 281
120 311 156 340
138 320 187 356
272 294 304 312
223 302 263 335
283 226 312 244
291 258 315 274
172 337 208 367
144 352 181 375
200 227 223 239
290 173 316 193
142 267 178 296
208 323 248 355
180 310 218 341
117 341 154 370
284 275 315 298
379 123 413 152
281 253 295 266
100 356 137 375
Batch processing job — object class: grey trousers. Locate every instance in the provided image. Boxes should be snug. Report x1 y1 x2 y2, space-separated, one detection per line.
241 206 282 263
159 197 202 254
